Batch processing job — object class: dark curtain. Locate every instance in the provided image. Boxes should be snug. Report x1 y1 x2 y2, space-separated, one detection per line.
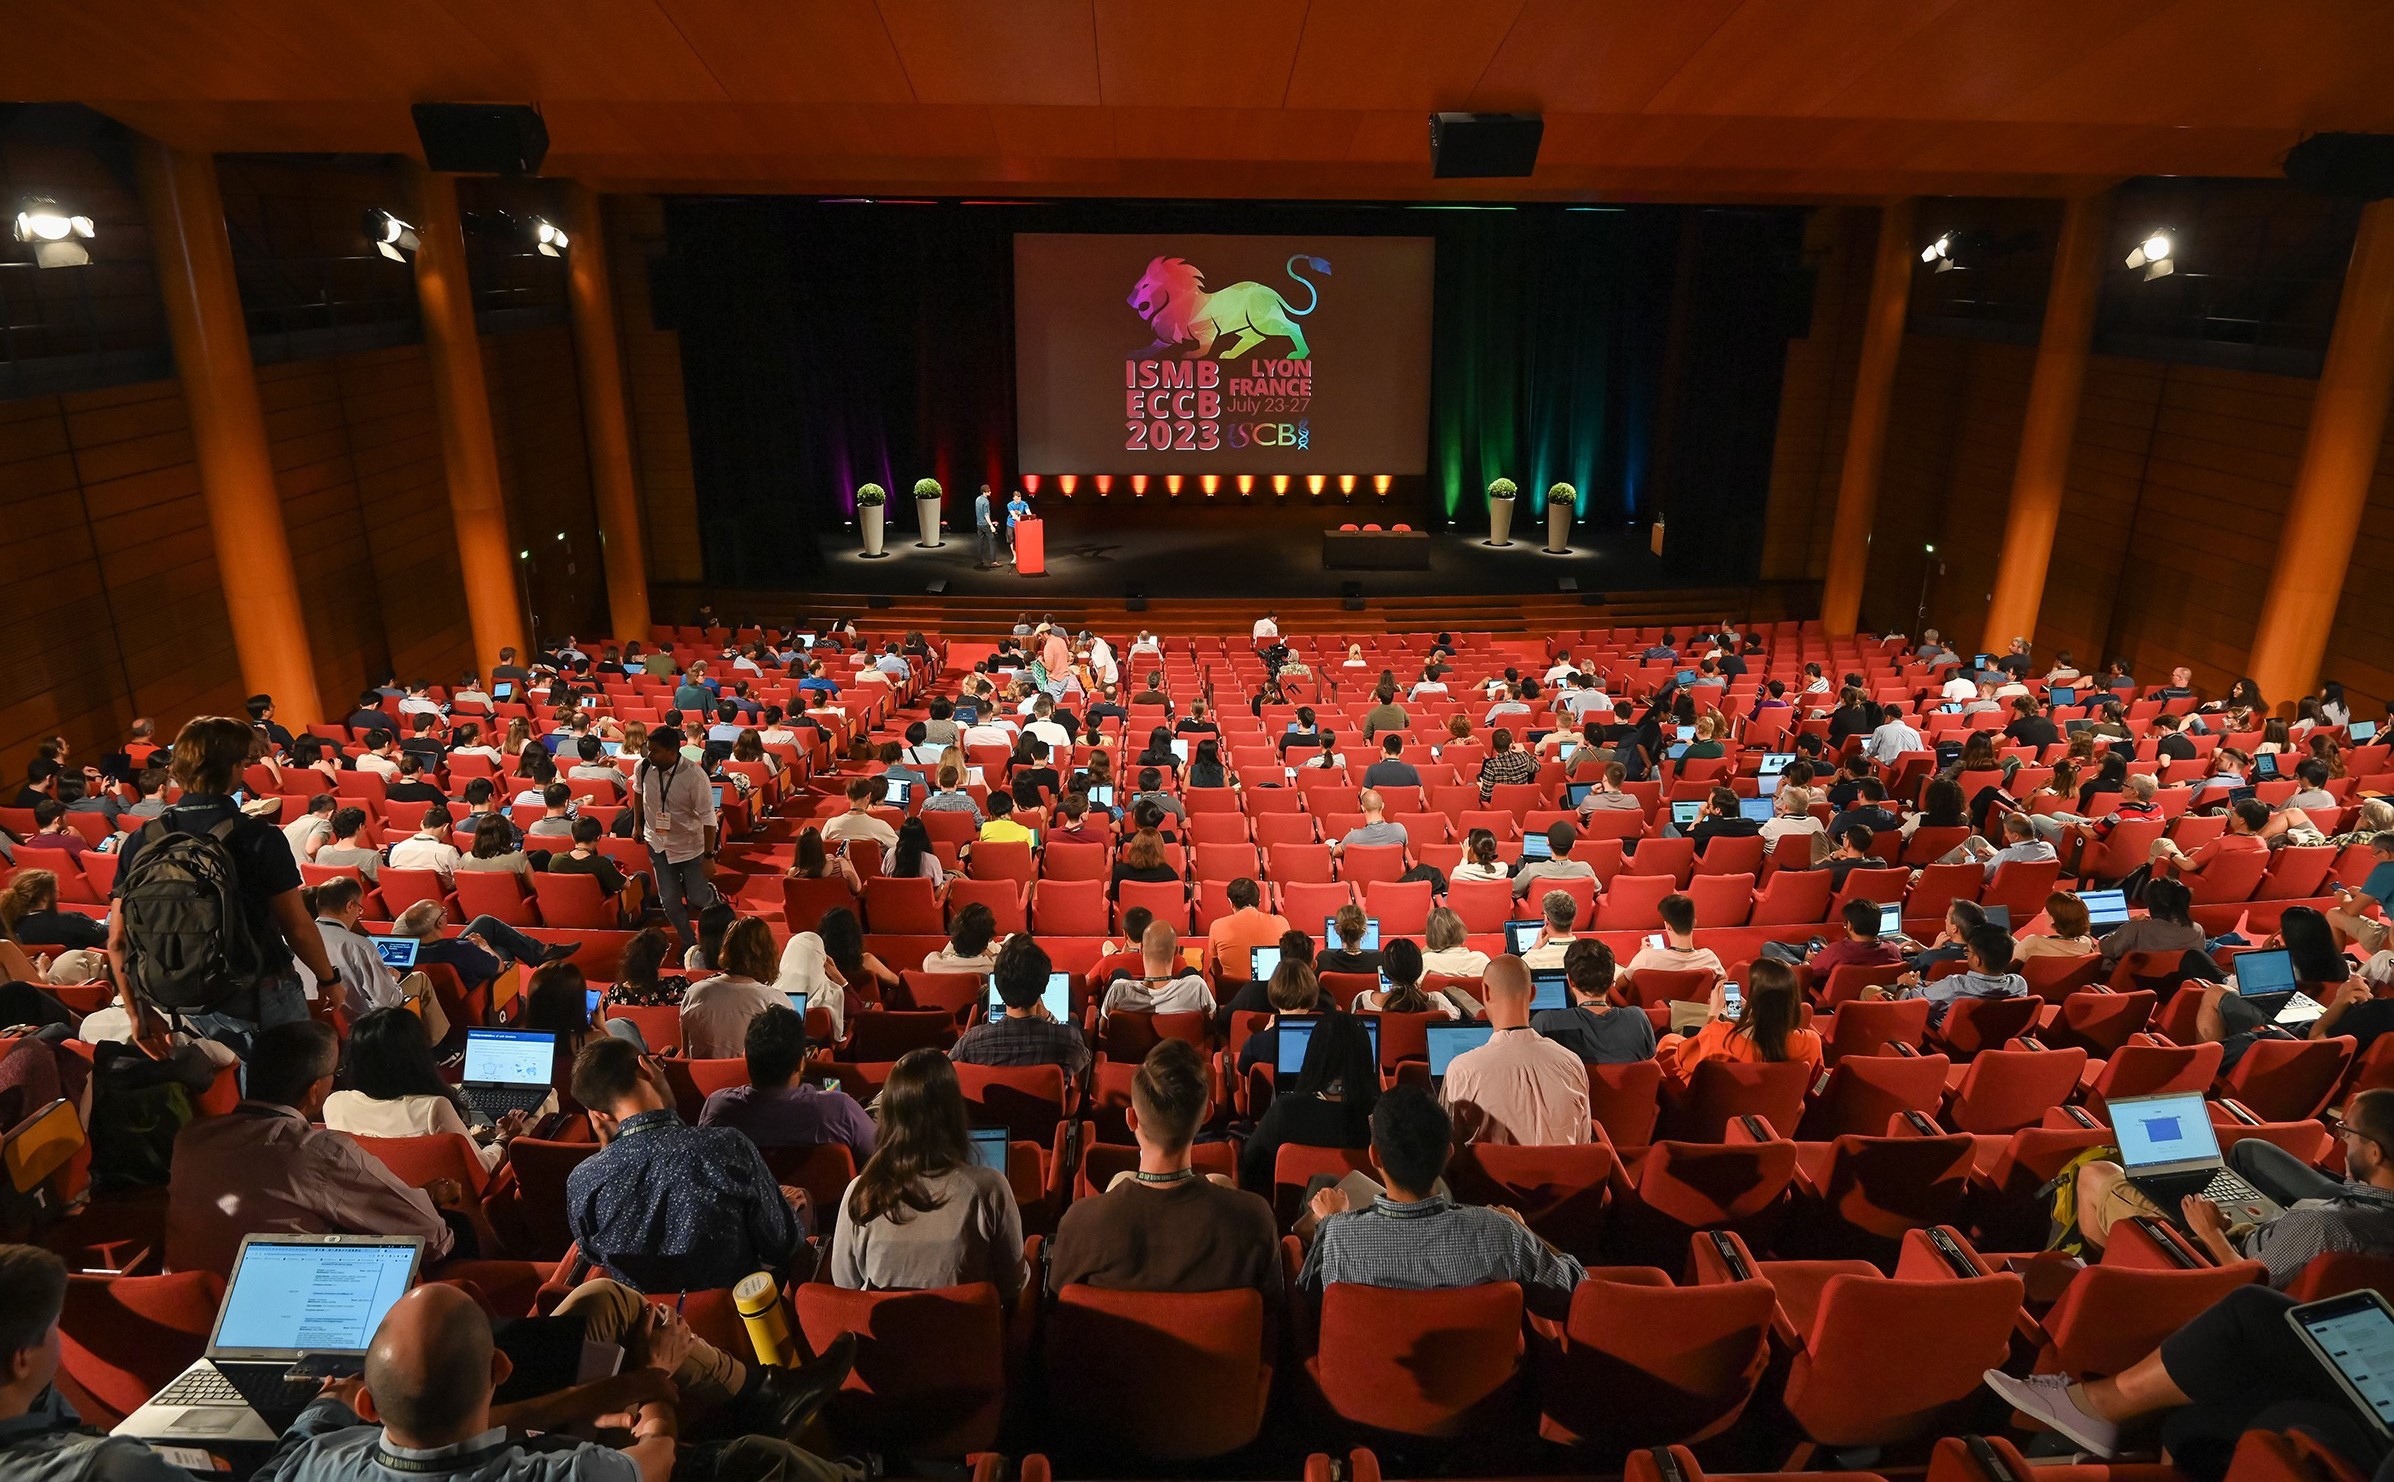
664 199 1799 589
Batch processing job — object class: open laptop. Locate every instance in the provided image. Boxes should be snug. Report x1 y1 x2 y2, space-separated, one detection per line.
2111 1091 2284 1224
1669 800 1703 829
368 935 419 971
459 1027 556 1122
2254 752 2281 781
1426 1023 1496 1079
1757 752 1794 777
987 970 1071 1023
967 1124 1010 1173
1249 944 1282 982
2353 720 2380 744
1757 772 1784 797
1737 796 1775 822
2075 888 2132 930
1528 969 1569 1013
1564 781 1596 809
114 1234 424 1443
2234 947 2330 1027
1324 915 1381 951
1276 1015 1380 1076
882 777 916 807
2049 686 2077 707
1087 783 1114 808
1519 832 1554 862
1504 919 1543 957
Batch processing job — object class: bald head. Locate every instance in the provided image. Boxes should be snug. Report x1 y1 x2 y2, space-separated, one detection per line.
1482 955 1532 1028
1141 919 1179 974
363 1284 505 1447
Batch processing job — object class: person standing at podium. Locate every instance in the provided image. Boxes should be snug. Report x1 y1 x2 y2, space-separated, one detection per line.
975 484 1001 569
1006 487 1033 564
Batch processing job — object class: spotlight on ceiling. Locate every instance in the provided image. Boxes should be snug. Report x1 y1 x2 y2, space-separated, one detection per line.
533 217 570 257
2125 229 2174 281
13 198 95 268
366 209 421 262
1919 232 1950 267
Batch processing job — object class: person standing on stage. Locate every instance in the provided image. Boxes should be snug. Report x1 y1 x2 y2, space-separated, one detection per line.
631 725 719 957
1007 487 1033 564
975 484 1001 569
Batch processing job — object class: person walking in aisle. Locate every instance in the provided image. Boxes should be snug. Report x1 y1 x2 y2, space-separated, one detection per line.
631 725 719 957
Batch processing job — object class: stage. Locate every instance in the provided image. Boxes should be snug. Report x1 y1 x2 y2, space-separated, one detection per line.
814 503 1669 602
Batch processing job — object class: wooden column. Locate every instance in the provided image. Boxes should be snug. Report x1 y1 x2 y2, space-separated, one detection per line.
408 163 527 669
135 141 324 725
1818 198 1917 636
1981 191 2110 656
560 182 652 643
2247 197 2394 713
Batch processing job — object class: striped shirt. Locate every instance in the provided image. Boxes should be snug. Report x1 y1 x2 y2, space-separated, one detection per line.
2243 1183 2394 1288
1299 1194 1583 1306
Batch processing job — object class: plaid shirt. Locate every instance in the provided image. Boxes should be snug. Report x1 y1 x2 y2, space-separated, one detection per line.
1300 1194 1583 1307
951 1013 1092 1080
2242 1182 2394 1288
1476 748 1538 801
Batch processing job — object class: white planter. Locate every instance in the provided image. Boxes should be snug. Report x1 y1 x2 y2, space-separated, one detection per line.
1486 496 1516 547
1544 497 1574 554
859 504 887 557
914 494 944 547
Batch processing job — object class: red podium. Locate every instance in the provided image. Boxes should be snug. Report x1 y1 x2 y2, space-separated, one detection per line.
1014 518 1046 576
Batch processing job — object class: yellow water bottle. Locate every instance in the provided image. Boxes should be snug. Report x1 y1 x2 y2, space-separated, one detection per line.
734 1271 794 1367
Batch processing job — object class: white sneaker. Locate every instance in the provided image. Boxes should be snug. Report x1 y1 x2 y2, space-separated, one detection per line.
1982 1370 2120 1458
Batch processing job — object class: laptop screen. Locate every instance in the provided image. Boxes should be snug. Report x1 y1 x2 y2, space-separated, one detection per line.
1276 1016 1380 1077
1087 784 1113 808
1249 944 1282 982
1170 738 1190 763
1757 773 1784 797
1757 752 1794 776
2235 947 2298 997
1426 1023 1495 1076
2254 753 2280 780
2112 1092 2223 1173
1325 916 1380 951
1519 832 1554 862
462 1029 555 1087
2353 720 2380 744
2048 687 2076 707
211 1237 422 1357
785 990 809 1021
1529 970 1569 1013
967 1125 1010 1173
1737 797 1775 822
1877 901 1904 937
2295 1294 2394 1435
884 777 915 806
2076 889 2131 929
1564 782 1595 808
1504 919 1542 957
1670 800 1703 828
370 936 419 970
988 971 1071 1023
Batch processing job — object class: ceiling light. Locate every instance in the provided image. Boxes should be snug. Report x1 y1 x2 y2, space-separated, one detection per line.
13 198 95 268
366 209 420 262
533 217 569 257
2125 229 2175 280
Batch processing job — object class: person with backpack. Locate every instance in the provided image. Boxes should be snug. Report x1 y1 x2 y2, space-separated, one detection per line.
107 716 343 1051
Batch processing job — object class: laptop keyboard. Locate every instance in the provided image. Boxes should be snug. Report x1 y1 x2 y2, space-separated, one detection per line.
2200 1169 2270 1207
155 1369 242 1407
466 1085 550 1120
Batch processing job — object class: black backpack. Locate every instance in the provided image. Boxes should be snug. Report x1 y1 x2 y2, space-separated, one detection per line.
117 814 268 1011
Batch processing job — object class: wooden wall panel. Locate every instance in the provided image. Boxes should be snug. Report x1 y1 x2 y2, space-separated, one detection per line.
2325 416 2394 714
482 324 605 646
262 356 389 714
330 344 476 687
1758 206 1874 582
607 193 703 588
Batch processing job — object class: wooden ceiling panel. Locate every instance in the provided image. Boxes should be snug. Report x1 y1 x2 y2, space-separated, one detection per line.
871 0 1102 107
1815 0 2169 122
92 101 423 156
1106 109 1366 165
423 0 727 103
0 0 503 102
1469 0 1746 115
1094 0 1308 109
1281 0 1527 111
2000 0 2394 131
652 0 918 104
987 106 1119 162
1643 0 1966 117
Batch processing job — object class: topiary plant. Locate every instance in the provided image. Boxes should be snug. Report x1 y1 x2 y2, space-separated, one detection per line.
913 478 943 499
856 483 886 507
1486 477 1517 499
1547 481 1576 510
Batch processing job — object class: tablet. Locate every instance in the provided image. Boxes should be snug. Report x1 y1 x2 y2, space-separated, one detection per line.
2289 1290 2394 1439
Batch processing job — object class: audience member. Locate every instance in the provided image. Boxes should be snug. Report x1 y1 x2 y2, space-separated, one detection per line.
699 1003 876 1159
1531 939 1658 1064
1442 956 1591 1145
830 1049 1026 1300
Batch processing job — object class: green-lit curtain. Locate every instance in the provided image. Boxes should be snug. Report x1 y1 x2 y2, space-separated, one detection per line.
1428 210 1628 525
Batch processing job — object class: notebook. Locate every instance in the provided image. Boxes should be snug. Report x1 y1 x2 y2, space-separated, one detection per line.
113 1235 425 1443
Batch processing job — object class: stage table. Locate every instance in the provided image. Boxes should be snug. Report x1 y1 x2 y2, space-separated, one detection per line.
1321 527 1431 570
1014 517 1046 576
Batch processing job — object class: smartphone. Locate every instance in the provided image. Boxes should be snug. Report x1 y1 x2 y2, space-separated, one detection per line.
1721 981 1744 1016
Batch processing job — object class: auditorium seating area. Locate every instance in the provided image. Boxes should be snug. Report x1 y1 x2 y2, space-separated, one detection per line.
10 613 2390 1478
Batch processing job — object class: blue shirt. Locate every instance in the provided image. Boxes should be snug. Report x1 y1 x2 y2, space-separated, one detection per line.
1007 496 1031 526
564 1108 804 1293
257 1402 631 1482
976 491 995 529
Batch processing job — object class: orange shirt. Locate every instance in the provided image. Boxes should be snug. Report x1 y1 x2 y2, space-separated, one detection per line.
1670 1019 1824 1082
1206 906 1293 978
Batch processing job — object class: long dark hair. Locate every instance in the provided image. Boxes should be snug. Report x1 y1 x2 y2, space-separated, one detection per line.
893 818 933 879
616 927 674 990
2144 876 2194 927
818 906 867 981
2279 905 2352 985
1731 959 1802 1062
1292 1011 1380 1116
1919 779 1968 829
346 1007 469 1116
852 1048 974 1225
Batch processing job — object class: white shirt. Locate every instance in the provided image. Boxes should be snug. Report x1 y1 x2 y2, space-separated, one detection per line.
1866 719 1924 763
1026 719 1072 753
964 721 1020 750
1088 636 1120 687
1759 815 1825 846
773 931 850 1038
1099 972 1214 1022
1252 618 1279 642
1420 946 1492 980
636 755 718 864
389 832 463 879
1941 676 1978 701
322 1091 508 1170
355 753 400 781
284 814 332 865
307 919 406 1019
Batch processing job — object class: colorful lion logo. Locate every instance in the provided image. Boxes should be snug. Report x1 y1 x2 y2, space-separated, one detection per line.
1127 254 1331 360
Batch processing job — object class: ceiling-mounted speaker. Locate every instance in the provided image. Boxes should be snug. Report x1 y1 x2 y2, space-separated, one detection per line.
2284 133 2394 200
1429 113 1543 179
412 103 549 176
